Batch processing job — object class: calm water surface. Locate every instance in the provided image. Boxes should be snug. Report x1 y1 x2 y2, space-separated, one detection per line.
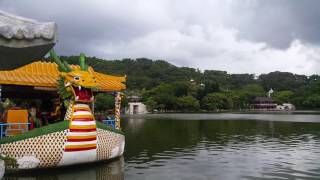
5 113 320 180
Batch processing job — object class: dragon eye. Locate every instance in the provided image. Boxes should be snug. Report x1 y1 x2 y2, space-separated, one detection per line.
74 76 80 81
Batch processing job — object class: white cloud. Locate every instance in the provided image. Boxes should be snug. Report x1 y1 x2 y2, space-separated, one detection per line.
2 0 320 75
97 22 320 75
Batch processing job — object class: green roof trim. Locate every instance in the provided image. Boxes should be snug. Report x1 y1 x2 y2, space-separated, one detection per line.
96 121 125 135
0 121 69 145
0 120 124 145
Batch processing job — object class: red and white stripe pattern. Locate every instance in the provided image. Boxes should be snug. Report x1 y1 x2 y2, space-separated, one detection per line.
64 103 97 152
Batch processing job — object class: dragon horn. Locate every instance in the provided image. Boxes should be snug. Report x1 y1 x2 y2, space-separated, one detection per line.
79 53 88 71
63 61 72 72
49 49 71 72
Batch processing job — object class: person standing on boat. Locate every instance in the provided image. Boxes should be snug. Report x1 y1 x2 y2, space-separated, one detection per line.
28 103 38 129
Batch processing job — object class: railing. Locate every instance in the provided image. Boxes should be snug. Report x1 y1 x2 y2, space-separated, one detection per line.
102 119 116 129
0 123 30 139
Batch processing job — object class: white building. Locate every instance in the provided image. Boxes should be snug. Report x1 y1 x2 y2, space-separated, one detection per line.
126 102 148 114
276 103 296 111
125 95 148 114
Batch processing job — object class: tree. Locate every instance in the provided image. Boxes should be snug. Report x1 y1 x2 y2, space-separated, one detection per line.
303 95 320 108
201 93 233 111
203 70 231 90
259 71 307 91
145 97 157 112
171 81 190 97
95 93 115 112
237 84 265 108
272 90 294 104
227 91 242 110
176 96 200 111
196 81 220 100
142 83 177 110
54 55 320 110
230 74 255 89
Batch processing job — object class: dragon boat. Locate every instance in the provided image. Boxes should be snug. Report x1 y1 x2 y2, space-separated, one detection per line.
0 11 126 170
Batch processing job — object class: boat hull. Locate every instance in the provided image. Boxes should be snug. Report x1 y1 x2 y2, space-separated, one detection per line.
0 122 124 169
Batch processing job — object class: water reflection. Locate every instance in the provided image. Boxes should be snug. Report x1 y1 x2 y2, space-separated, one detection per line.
4 157 124 180
123 115 320 180
5 114 320 180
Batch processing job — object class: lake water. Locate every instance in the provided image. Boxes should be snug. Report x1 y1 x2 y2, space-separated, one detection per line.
5 112 320 180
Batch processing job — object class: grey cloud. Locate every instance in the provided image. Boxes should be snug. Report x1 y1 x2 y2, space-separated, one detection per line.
226 0 320 48
1 0 320 75
1 0 162 56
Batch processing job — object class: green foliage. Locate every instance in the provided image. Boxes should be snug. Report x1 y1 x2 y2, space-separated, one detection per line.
56 56 203 90
201 93 233 111
227 91 242 109
306 81 320 94
240 84 265 96
197 81 220 100
46 55 320 110
303 95 320 108
0 154 18 169
203 70 231 90
95 93 115 112
95 93 128 112
176 96 200 111
57 78 72 99
171 81 190 97
142 83 177 110
56 77 73 108
145 97 157 112
121 95 129 108
259 71 307 91
273 91 295 104
230 74 255 89
237 84 265 106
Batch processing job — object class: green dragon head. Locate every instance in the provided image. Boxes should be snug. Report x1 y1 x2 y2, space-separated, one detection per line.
50 49 98 103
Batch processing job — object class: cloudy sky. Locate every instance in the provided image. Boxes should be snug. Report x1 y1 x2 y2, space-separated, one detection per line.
2 0 320 75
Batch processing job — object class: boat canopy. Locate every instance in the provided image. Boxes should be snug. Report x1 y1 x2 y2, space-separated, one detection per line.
0 61 126 91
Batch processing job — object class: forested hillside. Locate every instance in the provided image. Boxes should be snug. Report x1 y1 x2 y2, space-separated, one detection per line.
55 56 320 111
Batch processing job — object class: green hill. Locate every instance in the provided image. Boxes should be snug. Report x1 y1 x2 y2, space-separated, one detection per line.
54 56 320 110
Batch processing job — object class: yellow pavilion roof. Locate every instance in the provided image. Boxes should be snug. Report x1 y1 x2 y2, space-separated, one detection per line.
0 61 126 91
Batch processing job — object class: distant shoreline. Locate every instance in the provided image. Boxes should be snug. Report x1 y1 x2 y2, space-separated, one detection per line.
124 110 320 115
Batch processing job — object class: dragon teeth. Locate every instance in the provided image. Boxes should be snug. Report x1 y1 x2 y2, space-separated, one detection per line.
76 96 79 100
79 86 81 91
65 82 71 87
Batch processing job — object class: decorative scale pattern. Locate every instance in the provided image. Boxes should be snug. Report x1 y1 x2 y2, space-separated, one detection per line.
96 128 124 160
64 101 74 120
0 130 67 168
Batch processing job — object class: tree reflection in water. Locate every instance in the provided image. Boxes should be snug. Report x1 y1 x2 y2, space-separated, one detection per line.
4 157 124 180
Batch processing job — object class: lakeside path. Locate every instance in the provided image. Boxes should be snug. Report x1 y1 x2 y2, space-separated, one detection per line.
123 111 320 123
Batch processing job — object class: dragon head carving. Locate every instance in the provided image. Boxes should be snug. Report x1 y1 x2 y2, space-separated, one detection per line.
50 49 98 104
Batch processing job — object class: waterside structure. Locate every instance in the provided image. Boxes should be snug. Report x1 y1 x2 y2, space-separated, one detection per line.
0 56 126 169
0 11 126 170
253 97 277 110
125 95 148 114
